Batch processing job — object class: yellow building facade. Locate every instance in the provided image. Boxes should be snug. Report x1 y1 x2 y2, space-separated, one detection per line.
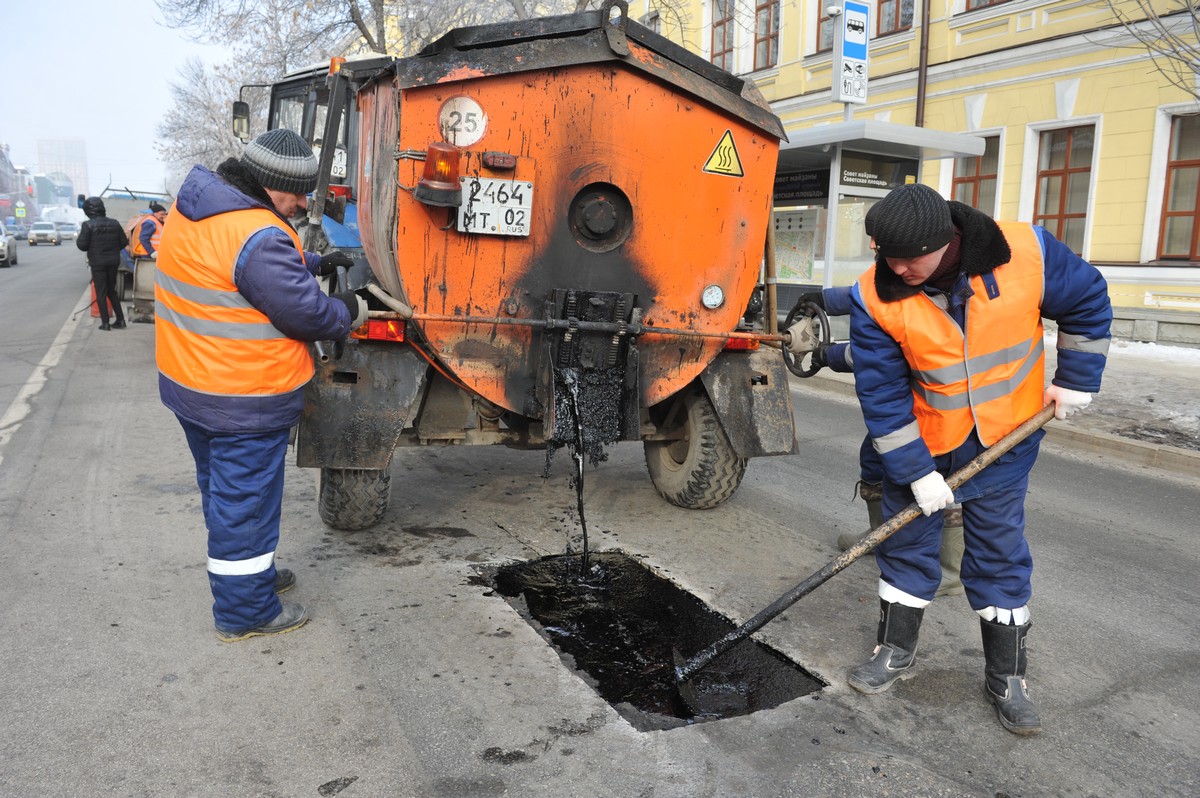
629 0 1200 314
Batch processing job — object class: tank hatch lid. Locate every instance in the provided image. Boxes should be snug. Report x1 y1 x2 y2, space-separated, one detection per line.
397 1 785 141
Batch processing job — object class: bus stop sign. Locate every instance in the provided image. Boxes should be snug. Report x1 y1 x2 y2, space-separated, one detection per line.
832 0 870 104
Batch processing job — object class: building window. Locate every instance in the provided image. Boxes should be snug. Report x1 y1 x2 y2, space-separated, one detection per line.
712 0 734 71
1159 114 1200 260
878 0 914 36
952 136 1000 213
1034 125 1094 254
966 0 1011 9
817 5 835 52
754 0 780 70
643 11 662 34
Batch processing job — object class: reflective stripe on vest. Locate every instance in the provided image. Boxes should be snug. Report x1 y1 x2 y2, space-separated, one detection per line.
858 221 1046 455
155 206 314 398
130 213 163 257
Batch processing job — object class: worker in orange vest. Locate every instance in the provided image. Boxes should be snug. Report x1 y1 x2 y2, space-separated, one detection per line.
157 129 365 642
844 183 1111 735
130 202 167 259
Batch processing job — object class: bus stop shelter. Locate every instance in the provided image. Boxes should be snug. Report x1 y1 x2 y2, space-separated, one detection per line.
771 119 985 323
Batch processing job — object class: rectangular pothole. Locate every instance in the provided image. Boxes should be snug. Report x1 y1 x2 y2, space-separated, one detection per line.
487 550 824 732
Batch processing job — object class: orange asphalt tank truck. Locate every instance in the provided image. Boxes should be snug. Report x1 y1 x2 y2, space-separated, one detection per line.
301 1 798 530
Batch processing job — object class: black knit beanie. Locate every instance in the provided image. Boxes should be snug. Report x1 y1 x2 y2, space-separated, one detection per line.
864 202 879 237
871 183 954 259
240 129 319 195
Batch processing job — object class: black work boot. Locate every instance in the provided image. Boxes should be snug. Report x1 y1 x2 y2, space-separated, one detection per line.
848 600 924 694
981 618 1041 735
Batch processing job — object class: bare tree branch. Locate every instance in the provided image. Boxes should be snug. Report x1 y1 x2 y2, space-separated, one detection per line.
1098 0 1200 101
151 0 704 188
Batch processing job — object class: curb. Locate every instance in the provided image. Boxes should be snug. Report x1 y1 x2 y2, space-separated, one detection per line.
788 373 1200 480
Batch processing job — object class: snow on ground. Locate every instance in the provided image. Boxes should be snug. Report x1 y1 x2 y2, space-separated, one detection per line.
1044 332 1200 450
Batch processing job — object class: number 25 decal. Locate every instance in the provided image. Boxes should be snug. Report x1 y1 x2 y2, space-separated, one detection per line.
439 96 488 147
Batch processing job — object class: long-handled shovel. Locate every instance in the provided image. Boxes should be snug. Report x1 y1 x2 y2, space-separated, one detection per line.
675 403 1057 685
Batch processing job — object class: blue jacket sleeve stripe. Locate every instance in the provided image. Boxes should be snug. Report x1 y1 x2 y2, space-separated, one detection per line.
1034 226 1111 393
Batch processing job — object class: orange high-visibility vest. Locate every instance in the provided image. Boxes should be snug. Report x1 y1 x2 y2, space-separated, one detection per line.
155 207 314 399
129 213 163 257
857 221 1046 454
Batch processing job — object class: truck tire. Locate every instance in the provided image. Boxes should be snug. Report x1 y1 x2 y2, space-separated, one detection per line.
319 468 391 530
644 387 747 510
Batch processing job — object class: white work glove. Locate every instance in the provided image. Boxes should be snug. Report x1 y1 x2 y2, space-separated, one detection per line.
910 471 954 517
1044 385 1092 420
785 319 818 354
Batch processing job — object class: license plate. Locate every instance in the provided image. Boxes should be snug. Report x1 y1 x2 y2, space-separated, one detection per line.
457 177 533 237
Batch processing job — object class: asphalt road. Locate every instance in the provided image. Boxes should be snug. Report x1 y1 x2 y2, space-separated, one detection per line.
2 245 1198 797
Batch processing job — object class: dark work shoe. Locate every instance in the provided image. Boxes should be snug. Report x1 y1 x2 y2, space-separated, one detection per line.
981 618 1041 735
986 675 1042 735
215 602 308 642
848 601 925 694
848 642 919 694
275 568 296 594
98 323 111 331
111 319 127 329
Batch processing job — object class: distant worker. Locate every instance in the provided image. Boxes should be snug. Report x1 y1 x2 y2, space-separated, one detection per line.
156 128 366 642
76 197 130 331
844 183 1110 735
132 202 168 259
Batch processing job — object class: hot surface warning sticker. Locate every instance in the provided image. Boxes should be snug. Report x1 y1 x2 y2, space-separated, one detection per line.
702 130 744 177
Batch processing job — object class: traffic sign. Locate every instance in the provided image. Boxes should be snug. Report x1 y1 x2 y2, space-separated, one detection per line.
832 0 871 105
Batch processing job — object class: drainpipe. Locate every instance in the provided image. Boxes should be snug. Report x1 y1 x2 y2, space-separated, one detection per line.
915 0 931 127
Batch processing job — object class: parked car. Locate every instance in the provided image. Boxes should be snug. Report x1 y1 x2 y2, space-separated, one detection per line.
55 221 78 241
28 222 61 245
0 221 16 267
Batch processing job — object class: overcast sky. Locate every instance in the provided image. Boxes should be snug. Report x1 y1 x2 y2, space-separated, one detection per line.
3 0 230 196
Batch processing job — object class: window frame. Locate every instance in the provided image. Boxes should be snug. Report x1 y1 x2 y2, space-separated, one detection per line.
816 4 835 53
1032 124 1095 255
952 135 1000 215
711 0 735 71
1157 114 1200 261
753 0 780 71
877 0 914 37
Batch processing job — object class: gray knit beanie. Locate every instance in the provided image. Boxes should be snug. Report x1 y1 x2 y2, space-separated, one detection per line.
871 183 954 259
241 129 319 195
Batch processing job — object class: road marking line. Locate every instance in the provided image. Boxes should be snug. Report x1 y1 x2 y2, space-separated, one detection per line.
0 287 89 467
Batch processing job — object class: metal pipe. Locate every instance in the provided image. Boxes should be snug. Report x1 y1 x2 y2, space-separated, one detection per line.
915 0 931 127
764 218 779 335
366 283 413 318
405 311 789 343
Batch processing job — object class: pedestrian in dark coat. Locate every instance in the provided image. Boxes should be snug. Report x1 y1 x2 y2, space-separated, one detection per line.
77 197 129 330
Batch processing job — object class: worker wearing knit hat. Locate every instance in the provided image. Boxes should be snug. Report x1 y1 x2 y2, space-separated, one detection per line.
240 129 320 195
870 183 954 259
158 127 367 645
845 174 1112 738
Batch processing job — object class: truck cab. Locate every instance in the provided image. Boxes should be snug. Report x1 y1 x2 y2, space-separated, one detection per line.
234 56 392 254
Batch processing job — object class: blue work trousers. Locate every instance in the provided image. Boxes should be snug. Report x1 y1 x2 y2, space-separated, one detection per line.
179 418 289 631
875 431 1041 610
